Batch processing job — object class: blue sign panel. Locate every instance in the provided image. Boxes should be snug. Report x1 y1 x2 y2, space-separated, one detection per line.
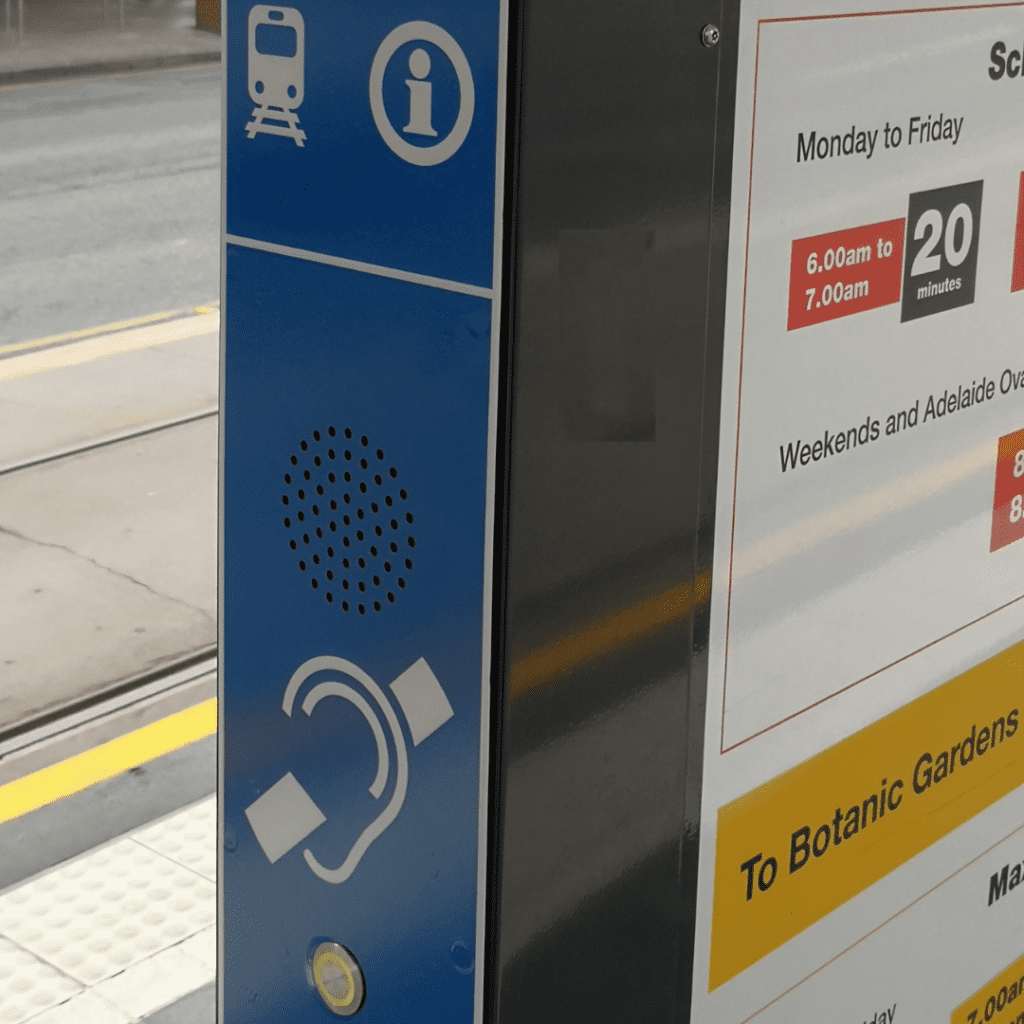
219 0 506 1017
225 0 502 286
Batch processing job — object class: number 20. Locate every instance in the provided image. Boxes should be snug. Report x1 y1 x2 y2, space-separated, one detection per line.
911 203 973 276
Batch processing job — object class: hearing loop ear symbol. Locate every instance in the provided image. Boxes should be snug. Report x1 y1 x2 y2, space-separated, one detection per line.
244 654 455 883
282 656 409 884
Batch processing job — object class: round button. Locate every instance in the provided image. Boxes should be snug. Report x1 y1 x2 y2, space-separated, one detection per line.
311 942 365 1016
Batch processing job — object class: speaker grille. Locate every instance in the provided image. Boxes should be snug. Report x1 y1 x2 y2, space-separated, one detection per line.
281 426 415 614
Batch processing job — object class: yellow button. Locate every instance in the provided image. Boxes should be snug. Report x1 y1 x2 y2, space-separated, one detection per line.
310 942 364 1016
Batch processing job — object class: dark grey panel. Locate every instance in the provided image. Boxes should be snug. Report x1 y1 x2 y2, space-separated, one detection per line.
559 229 657 442
491 0 730 1017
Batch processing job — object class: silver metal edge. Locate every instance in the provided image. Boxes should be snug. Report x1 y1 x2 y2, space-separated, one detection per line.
217 0 228 1018
475 0 510 1017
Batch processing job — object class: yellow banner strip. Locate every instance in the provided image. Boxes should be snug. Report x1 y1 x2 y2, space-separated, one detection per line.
952 951 1024 1024
0 698 217 826
710 641 1024 990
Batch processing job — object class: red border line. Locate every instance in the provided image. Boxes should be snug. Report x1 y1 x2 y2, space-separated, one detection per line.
719 2 1024 756
719 18 764 756
722 593 1024 753
760 0 1024 23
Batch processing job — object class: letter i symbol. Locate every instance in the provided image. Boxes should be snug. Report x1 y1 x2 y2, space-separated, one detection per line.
404 48 438 137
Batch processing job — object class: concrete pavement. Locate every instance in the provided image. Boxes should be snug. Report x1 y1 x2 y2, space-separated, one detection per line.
0 37 222 1024
0 0 219 86
0 311 219 468
0 316 220 1020
0 314 218 735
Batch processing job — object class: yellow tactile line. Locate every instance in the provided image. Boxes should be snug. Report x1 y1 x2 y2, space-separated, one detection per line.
0 306 217 360
0 698 217 826
0 567 706 817
0 309 221 383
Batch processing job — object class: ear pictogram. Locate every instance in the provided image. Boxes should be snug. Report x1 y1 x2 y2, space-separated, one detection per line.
244 656 454 883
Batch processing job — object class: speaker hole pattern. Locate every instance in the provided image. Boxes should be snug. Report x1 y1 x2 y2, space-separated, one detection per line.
282 427 414 613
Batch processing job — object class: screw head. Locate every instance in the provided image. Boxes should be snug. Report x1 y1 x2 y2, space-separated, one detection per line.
701 23 720 47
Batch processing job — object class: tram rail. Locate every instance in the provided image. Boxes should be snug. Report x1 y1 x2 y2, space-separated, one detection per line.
0 405 218 480
0 644 217 759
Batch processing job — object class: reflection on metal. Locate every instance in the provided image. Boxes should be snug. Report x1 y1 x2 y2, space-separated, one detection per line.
494 1 717 1017
508 571 712 700
732 438 995 580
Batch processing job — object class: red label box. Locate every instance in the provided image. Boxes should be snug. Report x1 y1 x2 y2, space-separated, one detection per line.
1012 173 1024 293
991 427 1024 553
788 218 905 331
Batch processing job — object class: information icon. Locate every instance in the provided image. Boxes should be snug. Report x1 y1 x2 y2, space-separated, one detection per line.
369 21 475 167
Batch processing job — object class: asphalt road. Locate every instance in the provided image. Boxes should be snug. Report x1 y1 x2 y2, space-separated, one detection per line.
0 64 220 347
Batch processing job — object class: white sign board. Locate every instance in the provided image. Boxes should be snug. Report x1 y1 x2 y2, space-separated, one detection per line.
691 1 1024 1020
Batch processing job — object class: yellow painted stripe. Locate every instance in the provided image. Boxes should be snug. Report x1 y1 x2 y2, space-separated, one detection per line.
509 569 712 700
0 698 217 826
0 306 215 360
0 310 220 383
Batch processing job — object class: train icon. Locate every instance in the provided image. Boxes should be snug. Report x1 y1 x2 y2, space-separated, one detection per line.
245 5 307 147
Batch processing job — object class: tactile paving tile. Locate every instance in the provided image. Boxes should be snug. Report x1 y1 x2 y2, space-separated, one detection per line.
178 926 215 971
0 839 215 987
0 936 80 1024
132 797 216 882
92 944 213 1021
26 989 131 1024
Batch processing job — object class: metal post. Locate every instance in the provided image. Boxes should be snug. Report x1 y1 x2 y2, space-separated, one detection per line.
17 0 22 41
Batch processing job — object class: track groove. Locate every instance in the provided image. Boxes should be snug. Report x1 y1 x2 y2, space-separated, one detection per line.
0 645 217 756
0 406 219 479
